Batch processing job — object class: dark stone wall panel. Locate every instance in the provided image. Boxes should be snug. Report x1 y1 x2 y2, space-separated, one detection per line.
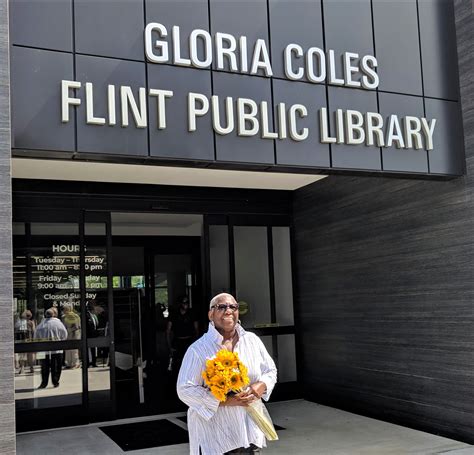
11 47 75 152
273 79 329 167
210 0 269 75
268 0 323 81
329 86 380 170
426 98 465 175
379 92 427 173
148 64 214 160
75 0 144 60
145 0 209 63
373 0 423 96
10 0 73 52
75 55 148 156
294 171 474 442
213 71 275 164
323 0 374 83
419 0 459 101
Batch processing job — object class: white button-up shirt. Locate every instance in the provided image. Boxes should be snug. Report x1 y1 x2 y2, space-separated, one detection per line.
177 322 278 455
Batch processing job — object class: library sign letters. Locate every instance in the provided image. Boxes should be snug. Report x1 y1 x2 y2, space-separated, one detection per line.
61 23 437 151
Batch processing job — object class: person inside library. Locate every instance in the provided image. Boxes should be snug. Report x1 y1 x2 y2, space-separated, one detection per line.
34 308 68 388
167 295 199 372
61 303 81 369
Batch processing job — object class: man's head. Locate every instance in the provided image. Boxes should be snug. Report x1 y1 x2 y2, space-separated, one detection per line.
45 308 55 318
179 295 190 309
208 293 239 333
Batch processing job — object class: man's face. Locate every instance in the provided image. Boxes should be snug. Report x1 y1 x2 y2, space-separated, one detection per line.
208 295 239 333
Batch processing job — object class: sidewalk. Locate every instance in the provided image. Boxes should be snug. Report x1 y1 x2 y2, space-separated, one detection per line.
17 400 473 454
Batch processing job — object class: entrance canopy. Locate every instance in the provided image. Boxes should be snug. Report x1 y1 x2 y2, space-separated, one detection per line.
12 158 326 191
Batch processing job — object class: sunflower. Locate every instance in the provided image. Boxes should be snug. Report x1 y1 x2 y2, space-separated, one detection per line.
237 362 250 387
215 350 238 369
206 359 217 370
229 372 244 391
204 361 217 378
210 374 228 390
202 370 215 387
210 385 227 402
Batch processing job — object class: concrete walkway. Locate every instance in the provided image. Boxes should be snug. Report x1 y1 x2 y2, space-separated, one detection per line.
17 400 473 454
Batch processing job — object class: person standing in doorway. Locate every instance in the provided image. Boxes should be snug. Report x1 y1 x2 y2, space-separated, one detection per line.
34 308 68 388
167 295 199 372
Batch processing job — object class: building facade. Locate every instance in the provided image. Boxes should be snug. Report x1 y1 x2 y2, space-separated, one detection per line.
0 0 472 453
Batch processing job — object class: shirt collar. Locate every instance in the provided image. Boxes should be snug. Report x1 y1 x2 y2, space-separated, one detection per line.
205 321 246 344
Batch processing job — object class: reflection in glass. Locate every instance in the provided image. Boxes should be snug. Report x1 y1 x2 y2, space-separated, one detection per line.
85 222 112 411
30 223 79 236
84 241 109 341
277 334 297 382
260 336 273 358
272 227 295 326
88 357 111 403
62 304 81 368
14 223 81 343
15 349 82 410
209 226 230 295
12 222 26 235
14 309 35 374
234 226 271 328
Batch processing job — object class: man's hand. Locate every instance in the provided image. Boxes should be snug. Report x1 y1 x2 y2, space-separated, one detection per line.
249 381 267 399
221 390 256 407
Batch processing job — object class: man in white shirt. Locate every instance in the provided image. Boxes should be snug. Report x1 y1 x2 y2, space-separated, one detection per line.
177 293 277 455
34 308 68 388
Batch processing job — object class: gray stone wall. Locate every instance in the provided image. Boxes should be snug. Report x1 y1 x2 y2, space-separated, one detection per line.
293 0 473 443
0 0 15 452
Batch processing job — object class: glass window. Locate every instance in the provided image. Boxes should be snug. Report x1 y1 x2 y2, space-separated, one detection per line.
88 350 111 404
277 334 297 382
14 223 81 343
13 251 29 343
13 222 25 235
260 335 274 358
155 254 193 311
31 223 79 236
272 227 295 326
15 349 83 410
234 226 271 328
85 223 109 340
209 226 230 296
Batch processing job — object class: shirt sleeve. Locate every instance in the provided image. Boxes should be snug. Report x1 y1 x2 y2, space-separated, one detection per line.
176 346 221 421
60 323 68 340
256 336 278 402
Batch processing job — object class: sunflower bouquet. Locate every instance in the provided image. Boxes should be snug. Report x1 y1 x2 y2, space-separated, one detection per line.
202 349 278 441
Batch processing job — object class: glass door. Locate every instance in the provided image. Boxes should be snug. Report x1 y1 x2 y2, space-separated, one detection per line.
205 215 299 400
13 218 85 431
82 211 115 422
112 237 201 418
146 249 200 414
13 210 115 431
